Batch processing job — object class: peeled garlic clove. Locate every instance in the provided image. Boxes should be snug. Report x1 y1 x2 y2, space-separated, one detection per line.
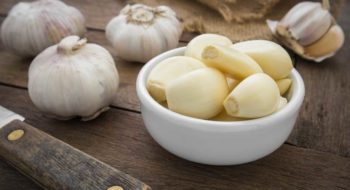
185 33 232 60
147 56 205 102
224 73 280 118
226 76 240 92
28 36 119 121
210 110 245 122
304 25 345 58
106 4 183 63
159 101 168 108
276 78 292 95
277 97 288 111
231 40 293 80
201 45 263 79
166 68 229 119
278 1 332 46
1 0 86 57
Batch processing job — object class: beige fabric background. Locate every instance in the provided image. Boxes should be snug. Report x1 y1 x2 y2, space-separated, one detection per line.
130 0 343 42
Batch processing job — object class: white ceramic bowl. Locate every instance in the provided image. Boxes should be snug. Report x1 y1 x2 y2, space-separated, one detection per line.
136 47 305 165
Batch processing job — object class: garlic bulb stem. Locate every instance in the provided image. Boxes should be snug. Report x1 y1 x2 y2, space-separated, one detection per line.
128 6 154 24
57 36 87 54
322 0 330 10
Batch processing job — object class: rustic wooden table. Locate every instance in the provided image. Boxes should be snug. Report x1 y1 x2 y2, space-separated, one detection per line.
0 0 349 189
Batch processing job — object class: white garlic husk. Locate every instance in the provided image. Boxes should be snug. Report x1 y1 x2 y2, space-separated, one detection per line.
267 1 345 62
1 0 86 57
106 4 183 63
28 36 119 121
278 1 332 46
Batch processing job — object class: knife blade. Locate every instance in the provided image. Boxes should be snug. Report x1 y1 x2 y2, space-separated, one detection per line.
0 106 151 190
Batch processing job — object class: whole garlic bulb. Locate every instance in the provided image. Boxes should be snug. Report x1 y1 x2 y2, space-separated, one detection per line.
278 1 332 46
267 1 345 62
28 36 119 121
106 4 183 63
1 0 86 57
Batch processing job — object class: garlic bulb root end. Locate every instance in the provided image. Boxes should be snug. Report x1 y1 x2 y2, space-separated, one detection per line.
81 106 110 121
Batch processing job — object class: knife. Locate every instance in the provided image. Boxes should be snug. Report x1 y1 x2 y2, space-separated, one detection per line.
0 106 151 190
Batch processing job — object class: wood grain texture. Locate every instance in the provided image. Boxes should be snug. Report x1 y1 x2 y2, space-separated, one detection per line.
0 160 39 190
0 120 151 190
0 85 350 190
286 1 350 157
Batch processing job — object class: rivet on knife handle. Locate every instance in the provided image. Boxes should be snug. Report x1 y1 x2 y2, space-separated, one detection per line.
0 120 151 190
7 129 24 141
108 186 124 190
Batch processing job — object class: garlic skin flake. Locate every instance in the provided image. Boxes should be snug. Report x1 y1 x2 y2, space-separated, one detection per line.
28 36 119 121
106 4 183 63
1 0 86 57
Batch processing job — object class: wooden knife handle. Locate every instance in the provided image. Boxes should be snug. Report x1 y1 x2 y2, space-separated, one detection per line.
0 120 151 190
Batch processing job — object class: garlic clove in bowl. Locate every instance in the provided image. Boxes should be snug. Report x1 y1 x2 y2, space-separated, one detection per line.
1 0 86 57
201 44 263 79
185 33 232 61
105 4 183 63
146 56 206 102
28 36 119 121
166 68 229 119
231 40 293 80
223 73 280 118
276 78 292 96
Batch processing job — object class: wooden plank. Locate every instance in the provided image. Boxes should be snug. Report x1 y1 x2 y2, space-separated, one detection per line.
0 160 39 190
0 85 350 189
287 1 350 157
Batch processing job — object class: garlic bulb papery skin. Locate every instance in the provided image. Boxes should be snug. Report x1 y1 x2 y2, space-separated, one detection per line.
28 36 119 121
278 1 332 46
267 1 345 62
106 4 183 63
304 24 344 58
1 0 86 57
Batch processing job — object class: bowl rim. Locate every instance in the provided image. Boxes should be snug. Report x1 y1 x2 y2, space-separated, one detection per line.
136 47 305 132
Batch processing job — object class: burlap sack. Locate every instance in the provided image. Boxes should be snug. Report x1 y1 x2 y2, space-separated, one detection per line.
130 0 343 42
